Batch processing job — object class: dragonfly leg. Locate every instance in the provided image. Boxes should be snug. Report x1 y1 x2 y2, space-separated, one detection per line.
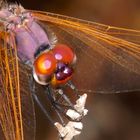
29 76 87 139
66 81 80 98
45 86 84 122
53 88 88 121
29 75 56 126
44 86 71 121
47 87 74 109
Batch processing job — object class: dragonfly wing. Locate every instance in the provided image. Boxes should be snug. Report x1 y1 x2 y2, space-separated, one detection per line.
32 11 140 45
0 31 35 140
0 32 23 140
30 11 140 93
77 20 140 45
19 62 36 140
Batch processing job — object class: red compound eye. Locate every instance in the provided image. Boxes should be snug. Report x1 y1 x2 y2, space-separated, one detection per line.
34 52 56 75
52 44 75 64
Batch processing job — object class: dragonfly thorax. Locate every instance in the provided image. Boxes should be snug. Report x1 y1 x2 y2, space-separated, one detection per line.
0 4 51 63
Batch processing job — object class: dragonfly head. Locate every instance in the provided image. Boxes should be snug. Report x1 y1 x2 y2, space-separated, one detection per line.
33 44 76 86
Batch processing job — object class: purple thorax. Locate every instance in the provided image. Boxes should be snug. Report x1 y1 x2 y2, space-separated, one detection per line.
0 4 50 64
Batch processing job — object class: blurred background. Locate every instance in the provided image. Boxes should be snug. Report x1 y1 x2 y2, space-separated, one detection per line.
8 0 140 29
7 0 140 140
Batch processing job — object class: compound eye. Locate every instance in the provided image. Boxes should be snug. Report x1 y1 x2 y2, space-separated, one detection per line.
34 52 56 75
53 44 75 64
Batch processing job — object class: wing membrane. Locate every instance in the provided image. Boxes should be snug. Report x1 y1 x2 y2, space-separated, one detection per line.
0 31 35 140
31 11 140 45
19 62 36 140
30 11 140 92
0 32 23 140
32 11 140 75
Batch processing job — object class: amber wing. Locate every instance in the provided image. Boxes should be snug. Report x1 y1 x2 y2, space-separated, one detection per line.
0 30 35 140
31 11 140 93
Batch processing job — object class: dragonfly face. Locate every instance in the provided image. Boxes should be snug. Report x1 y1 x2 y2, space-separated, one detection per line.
33 44 76 86
0 2 140 140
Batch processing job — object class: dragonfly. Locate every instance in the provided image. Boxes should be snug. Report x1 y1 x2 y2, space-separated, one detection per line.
0 2 140 140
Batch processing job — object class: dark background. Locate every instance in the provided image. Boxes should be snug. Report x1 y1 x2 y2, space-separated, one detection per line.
7 0 140 140
8 0 140 29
